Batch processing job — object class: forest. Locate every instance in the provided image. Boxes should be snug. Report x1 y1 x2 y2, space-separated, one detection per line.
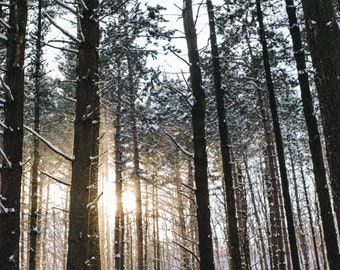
0 0 339 269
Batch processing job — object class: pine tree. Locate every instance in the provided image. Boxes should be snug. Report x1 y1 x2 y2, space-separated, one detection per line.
0 0 27 269
183 1 215 269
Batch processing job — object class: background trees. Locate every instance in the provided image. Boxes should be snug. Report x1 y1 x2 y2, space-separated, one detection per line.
0 0 339 269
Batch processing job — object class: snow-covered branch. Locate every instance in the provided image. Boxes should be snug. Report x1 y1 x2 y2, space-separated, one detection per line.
0 33 7 41
164 131 194 158
0 147 12 168
24 125 74 162
44 41 79 54
40 170 71 186
44 13 82 44
0 18 10 29
78 0 88 11
0 76 14 101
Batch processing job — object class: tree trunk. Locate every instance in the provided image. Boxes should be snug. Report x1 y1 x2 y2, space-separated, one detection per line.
299 0 340 267
206 1 242 268
114 70 124 270
289 150 309 269
256 0 301 268
29 0 43 268
285 1 340 268
66 0 101 268
256 86 283 270
0 0 27 268
243 151 269 270
300 165 321 270
127 50 144 270
182 1 214 269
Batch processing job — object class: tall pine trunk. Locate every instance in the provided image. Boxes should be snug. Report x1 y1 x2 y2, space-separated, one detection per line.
300 0 340 243
114 70 124 270
256 0 301 268
182 1 214 269
206 1 242 268
66 0 101 268
127 50 144 270
29 0 43 268
299 0 340 267
0 0 27 268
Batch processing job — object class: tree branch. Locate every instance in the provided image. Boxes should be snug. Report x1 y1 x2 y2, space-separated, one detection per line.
172 241 200 263
40 170 71 186
24 125 74 162
164 131 193 158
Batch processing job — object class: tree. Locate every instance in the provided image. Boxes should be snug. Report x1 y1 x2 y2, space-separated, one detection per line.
182 1 215 269
300 2 340 262
0 0 27 269
256 0 301 268
66 0 101 268
206 1 242 269
285 0 340 268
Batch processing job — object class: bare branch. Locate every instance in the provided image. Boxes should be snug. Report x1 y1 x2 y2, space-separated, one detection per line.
24 125 74 162
172 241 200 263
87 192 103 209
40 170 71 186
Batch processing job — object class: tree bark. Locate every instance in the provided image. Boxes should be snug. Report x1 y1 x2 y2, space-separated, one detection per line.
66 0 101 268
299 0 340 267
182 1 214 269
206 1 242 268
0 0 27 269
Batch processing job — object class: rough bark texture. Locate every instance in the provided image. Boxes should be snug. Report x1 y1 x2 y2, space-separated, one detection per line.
206 1 242 269
66 0 101 268
256 0 301 268
299 1 340 267
183 1 215 269
0 0 27 269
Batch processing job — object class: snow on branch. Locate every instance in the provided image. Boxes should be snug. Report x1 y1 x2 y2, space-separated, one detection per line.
44 13 82 44
172 241 200 263
24 125 74 162
164 131 194 158
86 192 103 210
0 18 10 29
40 170 71 186
79 0 89 11
0 147 12 168
0 76 14 101
0 33 7 41
43 41 79 54
55 0 79 17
